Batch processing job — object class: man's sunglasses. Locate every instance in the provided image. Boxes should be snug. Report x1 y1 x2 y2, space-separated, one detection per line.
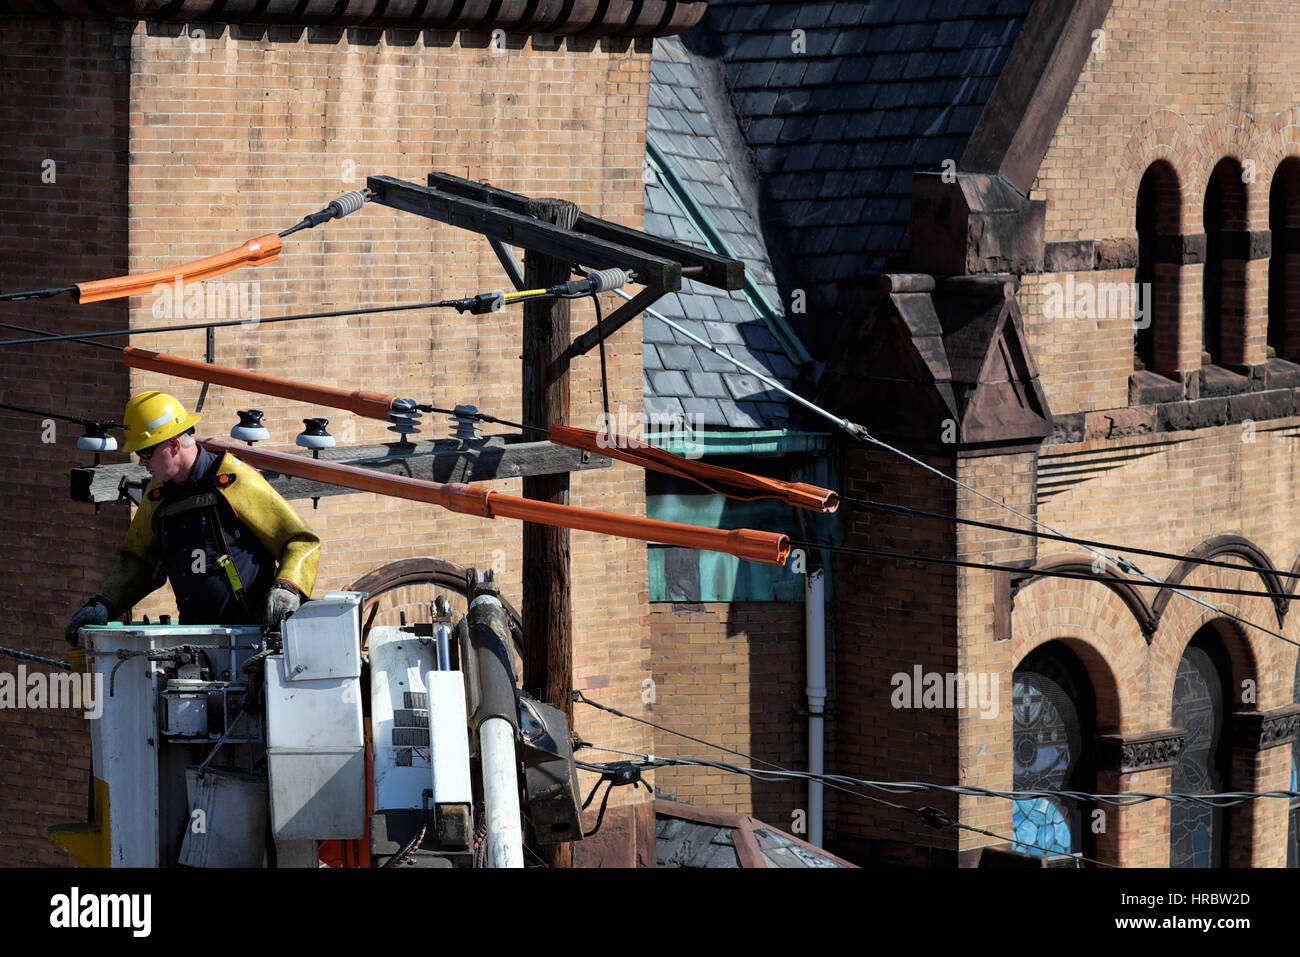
137 442 166 461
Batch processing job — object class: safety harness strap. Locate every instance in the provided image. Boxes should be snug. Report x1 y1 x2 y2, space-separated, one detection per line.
151 482 254 618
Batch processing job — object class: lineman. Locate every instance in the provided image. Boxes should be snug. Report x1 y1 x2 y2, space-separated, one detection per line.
65 391 320 644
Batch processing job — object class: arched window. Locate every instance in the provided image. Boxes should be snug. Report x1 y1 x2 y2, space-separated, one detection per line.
1012 643 1097 859
1202 159 1248 367
1170 625 1233 867
1269 159 1300 361
1135 161 1180 373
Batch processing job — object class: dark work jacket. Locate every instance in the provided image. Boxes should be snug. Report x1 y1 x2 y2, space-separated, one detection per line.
152 447 277 624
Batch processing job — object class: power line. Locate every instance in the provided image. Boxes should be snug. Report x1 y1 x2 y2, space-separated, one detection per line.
0 299 462 348
589 753 1300 810
573 694 1117 865
842 494 1300 585
0 400 120 430
0 319 120 352
787 537 1300 613
573 689 789 774
580 747 1118 867
0 645 70 669
854 430 1298 651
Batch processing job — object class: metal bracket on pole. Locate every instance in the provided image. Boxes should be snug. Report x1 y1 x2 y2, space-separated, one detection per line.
488 239 527 292
421 171 744 292
566 285 665 359
367 175 684 292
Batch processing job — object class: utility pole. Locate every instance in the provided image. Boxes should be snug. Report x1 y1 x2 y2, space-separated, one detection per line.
522 197 577 869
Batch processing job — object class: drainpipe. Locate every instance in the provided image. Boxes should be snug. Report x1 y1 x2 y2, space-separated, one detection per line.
805 565 826 847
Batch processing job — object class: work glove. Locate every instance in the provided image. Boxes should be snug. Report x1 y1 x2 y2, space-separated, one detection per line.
65 599 111 647
262 583 300 632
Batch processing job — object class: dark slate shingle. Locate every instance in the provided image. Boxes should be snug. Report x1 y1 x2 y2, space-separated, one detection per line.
699 0 1032 306
641 36 809 426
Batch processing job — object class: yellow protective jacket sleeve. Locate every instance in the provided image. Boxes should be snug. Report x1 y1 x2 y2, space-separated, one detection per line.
98 451 320 613
215 452 321 598
97 492 168 614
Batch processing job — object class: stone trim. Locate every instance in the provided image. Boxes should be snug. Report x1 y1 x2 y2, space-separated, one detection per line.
1231 704 1300 751
1096 728 1186 772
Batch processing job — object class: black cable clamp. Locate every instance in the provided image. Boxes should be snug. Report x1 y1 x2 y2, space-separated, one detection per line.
451 291 504 315
581 760 652 838
915 806 953 830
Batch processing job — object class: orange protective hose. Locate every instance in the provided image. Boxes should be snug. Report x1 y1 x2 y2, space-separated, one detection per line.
549 425 839 512
123 347 398 421
75 234 283 304
199 437 790 565
128 352 829 518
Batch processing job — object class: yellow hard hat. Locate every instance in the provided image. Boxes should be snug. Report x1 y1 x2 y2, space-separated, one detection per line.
121 391 202 454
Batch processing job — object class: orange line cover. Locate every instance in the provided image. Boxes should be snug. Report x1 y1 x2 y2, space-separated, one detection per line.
549 425 838 512
76 234 283 304
124 347 397 421
199 437 790 566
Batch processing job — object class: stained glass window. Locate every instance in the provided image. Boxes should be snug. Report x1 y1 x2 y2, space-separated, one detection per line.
1169 636 1229 868
1012 645 1095 859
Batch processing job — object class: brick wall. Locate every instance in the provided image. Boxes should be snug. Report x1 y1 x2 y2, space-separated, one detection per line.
0 17 132 867
0 19 655 866
648 601 808 830
996 0 1300 866
1026 0 1300 411
828 443 960 864
1023 422 1300 865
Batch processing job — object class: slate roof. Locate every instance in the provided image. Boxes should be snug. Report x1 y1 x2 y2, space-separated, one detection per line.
643 36 800 431
692 0 1034 309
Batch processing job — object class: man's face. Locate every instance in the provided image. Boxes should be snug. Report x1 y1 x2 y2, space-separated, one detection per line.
137 438 186 483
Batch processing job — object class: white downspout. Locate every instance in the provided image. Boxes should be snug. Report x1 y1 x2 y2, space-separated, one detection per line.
805 565 826 847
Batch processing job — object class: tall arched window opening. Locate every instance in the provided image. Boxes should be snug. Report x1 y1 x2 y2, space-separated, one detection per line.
1134 161 1180 375
1202 159 1247 367
1012 643 1097 861
1170 625 1233 867
1269 159 1300 362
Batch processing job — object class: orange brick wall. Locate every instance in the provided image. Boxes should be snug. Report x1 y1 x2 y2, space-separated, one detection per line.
830 444 960 864
1025 0 1300 411
1021 423 1300 865
648 601 809 830
1001 0 1300 866
0 19 655 865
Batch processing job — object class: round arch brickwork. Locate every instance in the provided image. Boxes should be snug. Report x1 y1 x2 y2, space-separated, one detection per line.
1010 575 1141 735
1118 108 1196 223
1188 106 1267 228
1147 564 1281 721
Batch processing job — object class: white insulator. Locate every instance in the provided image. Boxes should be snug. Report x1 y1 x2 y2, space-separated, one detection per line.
327 190 368 218
296 418 335 450
587 267 631 292
231 425 270 442
232 410 270 443
78 433 118 452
